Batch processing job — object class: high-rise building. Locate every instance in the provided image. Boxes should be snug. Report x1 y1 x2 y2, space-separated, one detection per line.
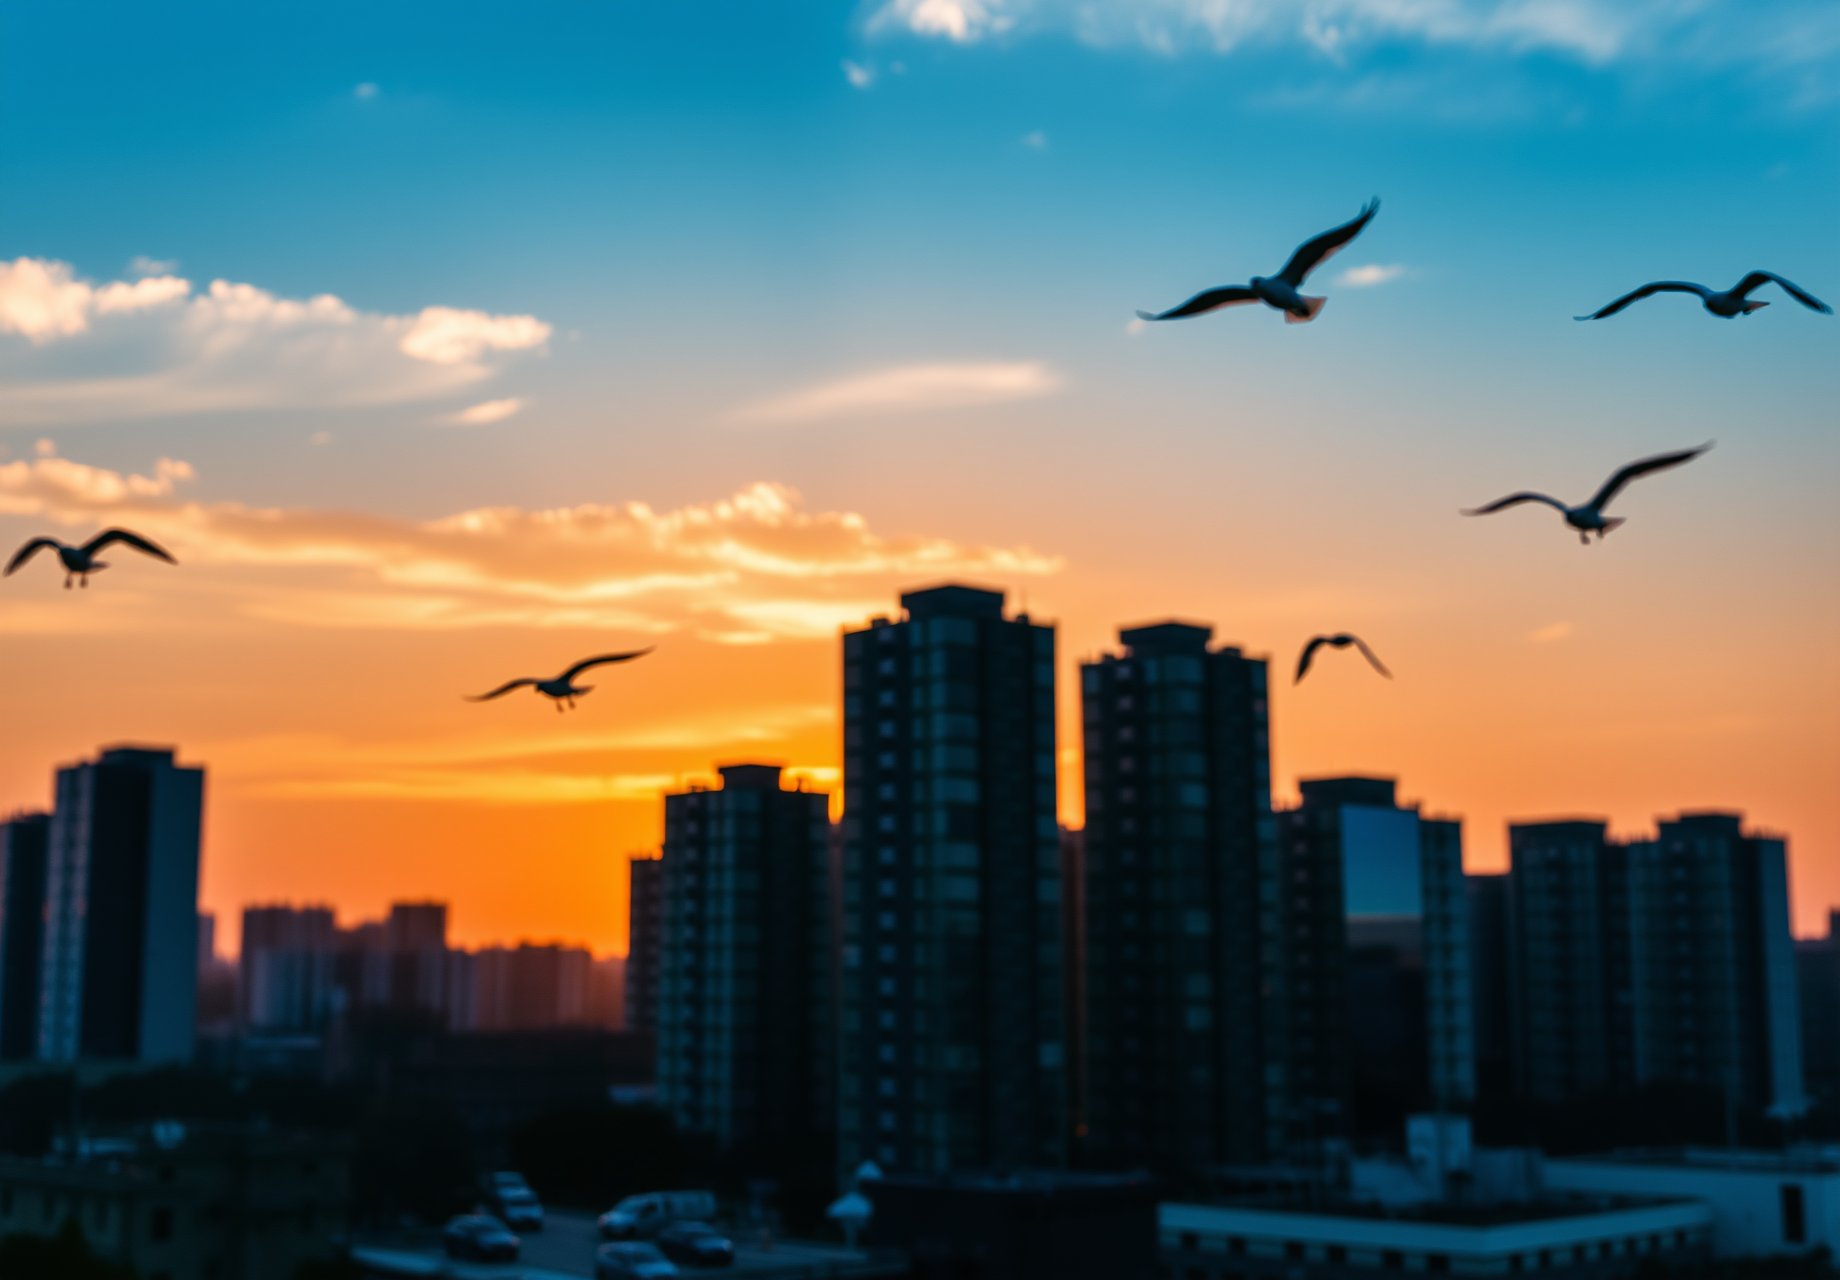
1466 873 1513 1101
656 764 833 1150
240 904 338 1031
590 954 626 1030
38 746 203 1064
838 584 1064 1174
329 902 450 1019
1079 621 1284 1171
1796 912 1840 1114
0 813 51 1061
1277 777 1472 1138
461 943 593 1031
625 855 663 1033
1506 812 1803 1115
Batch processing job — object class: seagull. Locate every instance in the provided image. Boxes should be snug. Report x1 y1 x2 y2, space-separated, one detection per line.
1576 272 1831 321
466 649 654 712
1295 634 1392 685
4 529 177 588
1136 198 1380 326
1462 444 1711 546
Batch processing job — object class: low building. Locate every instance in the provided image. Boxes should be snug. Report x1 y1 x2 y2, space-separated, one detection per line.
1159 1197 1712 1280
866 1169 1159 1280
0 1122 351 1280
1545 1149 1840 1259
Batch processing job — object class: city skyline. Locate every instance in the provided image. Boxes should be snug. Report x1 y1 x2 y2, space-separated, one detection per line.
2 1 1835 955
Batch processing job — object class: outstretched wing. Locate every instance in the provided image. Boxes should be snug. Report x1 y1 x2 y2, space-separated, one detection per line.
4 538 60 576
466 678 538 702
1349 635 1393 680
1294 636 1330 684
1135 287 1259 322
1461 492 1568 517
84 528 177 563
1587 443 1711 513
562 647 655 683
1276 198 1380 287
1735 271 1833 314
1574 281 1709 320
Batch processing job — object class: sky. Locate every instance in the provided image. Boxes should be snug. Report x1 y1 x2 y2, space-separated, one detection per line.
2 0 1836 956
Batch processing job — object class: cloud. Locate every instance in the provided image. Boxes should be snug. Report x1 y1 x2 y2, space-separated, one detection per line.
354 82 379 99
1021 129 1048 148
1529 621 1575 644
0 257 551 427
443 397 525 426
843 58 876 88
0 456 1062 642
862 0 1840 69
129 256 179 278
1338 263 1408 287
732 361 1061 425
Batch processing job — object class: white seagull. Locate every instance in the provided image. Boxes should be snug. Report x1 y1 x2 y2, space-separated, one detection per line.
467 649 654 712
1137 198 1380 326
1296 633 1392 685
1576 271 1830 321
1462 444 1711 546
5 528 177 588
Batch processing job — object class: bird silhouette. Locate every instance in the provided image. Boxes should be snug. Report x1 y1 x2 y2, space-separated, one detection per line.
1295 633 1392 685
1576 272 1830 321
1137 198 1380 326
1462 444 1711 546
467 649 654 712
5 528 177 588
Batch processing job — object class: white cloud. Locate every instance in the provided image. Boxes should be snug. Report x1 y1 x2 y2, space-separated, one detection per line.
1529 620 1575 644
0 456 1063 642
129 256 179 278
1021 129 1048 148
1338 263 1408 287
732 361 1061 425
863 0 1839 68
0 258 551 426
843 58 876 88
354 82 379 99
444 397 525 426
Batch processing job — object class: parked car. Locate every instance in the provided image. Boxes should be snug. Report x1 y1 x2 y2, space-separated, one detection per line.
598 1191 718 1240
485 1177 540 1235
443 1215 520 1262
596 1241 680 1279
656 1221 734 1268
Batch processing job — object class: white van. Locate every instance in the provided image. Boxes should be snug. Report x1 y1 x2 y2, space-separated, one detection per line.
597 1191 718 1240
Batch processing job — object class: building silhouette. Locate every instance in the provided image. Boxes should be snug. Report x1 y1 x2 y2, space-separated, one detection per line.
838 584 1065 1174
656 764 833 1150
241 904 338 1031
1079 621 1284 1170
625 855 663 1033
1506 812 1803 1115
38 746 203 1064
1796 912 1840 1115
0 812 50 1061
456 942 593 1031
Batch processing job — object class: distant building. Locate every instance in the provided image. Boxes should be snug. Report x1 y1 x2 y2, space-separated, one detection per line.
329 901 451 1021
0 812 50 1062
1060 825 1087 1155
1278 777 1473 1137
1796 913 1840 1112
625 855 663 1033
1466 873 1513 1100
0 1123 350 1278
240 904 338 1031
38 746 203 1065
1507 812 1803 1114
590 954 626 1029
656 764 833 1150
1080 621 1284 1171
460 942 593 1031
838 585 1065 1174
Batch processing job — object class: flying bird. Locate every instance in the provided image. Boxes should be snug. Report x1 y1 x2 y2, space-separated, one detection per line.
1576 271 1830 321
1461 444 1711 545
4 528 177 588
1136 198 1380 326
466 649 654 712
1295 633 1392 685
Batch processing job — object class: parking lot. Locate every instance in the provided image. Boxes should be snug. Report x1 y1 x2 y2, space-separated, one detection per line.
353 1209 905 1279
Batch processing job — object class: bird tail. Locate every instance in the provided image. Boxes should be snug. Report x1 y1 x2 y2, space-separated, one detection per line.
1285 297 1328 324
1742 300 1770 314
1601 517 1627 537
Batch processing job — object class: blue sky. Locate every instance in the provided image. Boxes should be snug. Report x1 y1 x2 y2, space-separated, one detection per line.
3 1 1837 943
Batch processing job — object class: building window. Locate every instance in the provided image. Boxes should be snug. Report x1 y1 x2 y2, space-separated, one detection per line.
1383 1252 1404 1270
1328 1246 1347 1265
1428 1256 1450 1273
1286 1242 1305 1261
151 1207 174 1242
1229 1237 1246 1255
1783 1184 1807 1245
1180 1233 1199 1252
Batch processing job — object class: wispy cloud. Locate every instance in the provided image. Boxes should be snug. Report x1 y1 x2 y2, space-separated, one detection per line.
731 361 1061 426
0 257 550 426
1020 129 1048 149
843 58 876 88
442 397 525 426
0 456 1062 643
863 0 1840 70
1529 620 1575 644
1338 263 1408 288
